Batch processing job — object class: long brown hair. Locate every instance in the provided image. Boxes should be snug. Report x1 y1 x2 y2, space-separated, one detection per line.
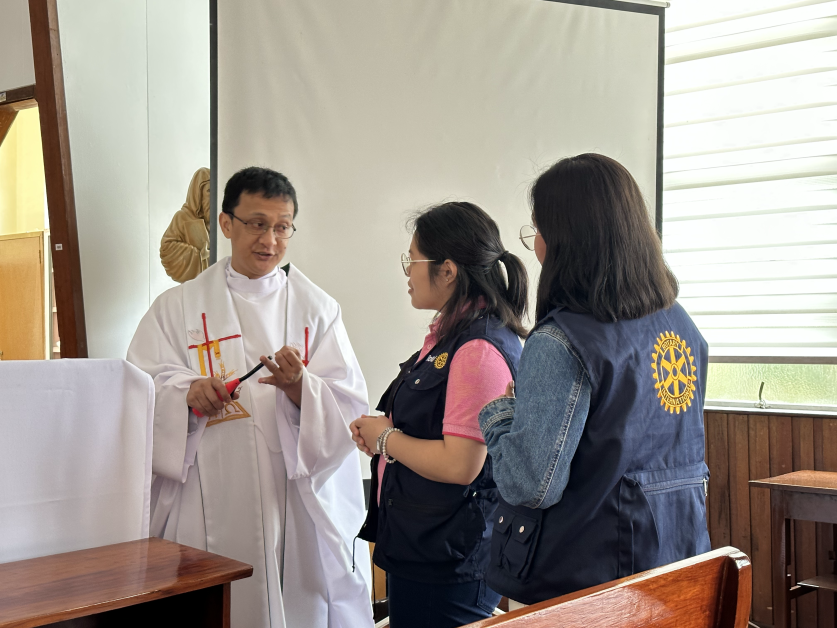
411 202 528 344
532 154 678 322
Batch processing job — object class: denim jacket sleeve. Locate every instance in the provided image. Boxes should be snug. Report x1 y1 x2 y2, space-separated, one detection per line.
478 323 591 509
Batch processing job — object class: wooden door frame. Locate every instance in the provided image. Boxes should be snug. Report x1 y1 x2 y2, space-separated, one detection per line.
26 0 87 358
0 85 36 107
0 86 37 147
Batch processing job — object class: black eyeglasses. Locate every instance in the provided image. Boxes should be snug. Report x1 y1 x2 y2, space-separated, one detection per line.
231 213 296 239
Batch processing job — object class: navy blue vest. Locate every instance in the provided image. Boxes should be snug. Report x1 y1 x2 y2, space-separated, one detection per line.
487 303 710 603
358 315 522 583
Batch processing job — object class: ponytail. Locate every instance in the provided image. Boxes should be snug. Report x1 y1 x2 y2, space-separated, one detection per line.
498 250 528 324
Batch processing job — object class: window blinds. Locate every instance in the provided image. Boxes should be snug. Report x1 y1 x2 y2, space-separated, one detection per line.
663 0 837 361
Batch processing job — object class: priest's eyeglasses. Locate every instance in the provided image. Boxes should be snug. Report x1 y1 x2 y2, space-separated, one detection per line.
401 253 436 276
231 213 296 239
519 224 538 251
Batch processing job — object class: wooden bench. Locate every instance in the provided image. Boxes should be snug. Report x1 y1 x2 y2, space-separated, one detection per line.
454 547 751 628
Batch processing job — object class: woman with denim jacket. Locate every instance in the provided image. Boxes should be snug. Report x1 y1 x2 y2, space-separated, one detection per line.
351 202 528 628
479 154 710 606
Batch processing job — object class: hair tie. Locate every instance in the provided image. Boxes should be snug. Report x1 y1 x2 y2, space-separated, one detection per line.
489 251 510 272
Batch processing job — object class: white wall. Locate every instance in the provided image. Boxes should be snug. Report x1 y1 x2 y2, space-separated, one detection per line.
57 0 209 359
0 0 35 91
147 0 210 301
218 0 661 407
57 0 149 359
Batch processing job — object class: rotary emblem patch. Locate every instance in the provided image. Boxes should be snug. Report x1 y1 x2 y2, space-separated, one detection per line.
434 352 449 369
651 332 697 414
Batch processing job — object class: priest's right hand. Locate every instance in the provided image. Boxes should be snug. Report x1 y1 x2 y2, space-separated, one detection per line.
187 377 239 417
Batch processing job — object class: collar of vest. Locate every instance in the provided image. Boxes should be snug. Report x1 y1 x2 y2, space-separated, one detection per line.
532 304 567 331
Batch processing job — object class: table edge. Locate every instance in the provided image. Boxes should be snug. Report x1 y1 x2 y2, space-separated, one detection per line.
749 480 837 495
0 566 253 628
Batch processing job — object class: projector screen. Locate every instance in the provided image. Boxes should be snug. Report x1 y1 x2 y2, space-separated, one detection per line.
216 0 664 414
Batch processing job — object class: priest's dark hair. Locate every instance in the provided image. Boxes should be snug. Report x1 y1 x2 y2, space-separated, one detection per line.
410 201 528 344
532 153 678 323
222 166 298 218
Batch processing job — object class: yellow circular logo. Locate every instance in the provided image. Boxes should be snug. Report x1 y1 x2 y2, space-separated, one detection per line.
434 353 449 369
651 332 697 414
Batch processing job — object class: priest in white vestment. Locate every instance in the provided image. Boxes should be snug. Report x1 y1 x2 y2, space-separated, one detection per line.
128 167 374 628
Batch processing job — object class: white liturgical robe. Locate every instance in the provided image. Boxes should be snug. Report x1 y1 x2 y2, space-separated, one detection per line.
127 258 373 628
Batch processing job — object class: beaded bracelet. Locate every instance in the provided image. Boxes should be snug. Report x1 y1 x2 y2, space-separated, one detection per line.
377 427 402 464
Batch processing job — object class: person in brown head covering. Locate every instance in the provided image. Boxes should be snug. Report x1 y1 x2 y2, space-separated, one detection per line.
160 167 211 283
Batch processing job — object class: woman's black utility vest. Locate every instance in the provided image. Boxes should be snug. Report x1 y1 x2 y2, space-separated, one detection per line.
358 315 522 584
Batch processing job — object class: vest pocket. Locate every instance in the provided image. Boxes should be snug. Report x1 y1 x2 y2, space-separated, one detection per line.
379 498 484 565
490 504 541 580
618 462 710 578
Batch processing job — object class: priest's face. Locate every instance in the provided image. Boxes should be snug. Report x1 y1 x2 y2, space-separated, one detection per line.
219 192 295 279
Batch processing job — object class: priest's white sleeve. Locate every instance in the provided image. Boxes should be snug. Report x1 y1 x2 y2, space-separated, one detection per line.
127 291 205 483
276 306 368 490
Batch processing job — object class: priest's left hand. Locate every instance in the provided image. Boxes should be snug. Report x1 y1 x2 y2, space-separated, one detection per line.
350 415 393 456
259 346 304 408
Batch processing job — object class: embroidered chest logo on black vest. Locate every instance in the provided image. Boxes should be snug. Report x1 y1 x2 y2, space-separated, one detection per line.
651 332 697 414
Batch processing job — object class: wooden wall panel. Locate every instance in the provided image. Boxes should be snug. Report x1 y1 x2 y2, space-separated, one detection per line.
769 415 794 478
793 417 817 628
816 420 837 626
770 415 795 626
728 414 752 561
749 414 773 625
705 412 731 548
705 411 837 628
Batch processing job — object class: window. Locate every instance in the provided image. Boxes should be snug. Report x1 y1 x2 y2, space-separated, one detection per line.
663 0 837 409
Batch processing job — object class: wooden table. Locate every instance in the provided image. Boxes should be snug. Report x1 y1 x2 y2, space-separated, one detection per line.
750 470 837 628
0 538 253 627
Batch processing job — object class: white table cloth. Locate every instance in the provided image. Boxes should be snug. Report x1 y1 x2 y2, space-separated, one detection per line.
0 359 153 563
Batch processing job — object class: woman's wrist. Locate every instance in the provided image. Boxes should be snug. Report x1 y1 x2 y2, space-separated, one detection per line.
378 426 403 463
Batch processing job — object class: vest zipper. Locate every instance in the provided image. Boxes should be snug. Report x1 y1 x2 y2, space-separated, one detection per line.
640 476 708 496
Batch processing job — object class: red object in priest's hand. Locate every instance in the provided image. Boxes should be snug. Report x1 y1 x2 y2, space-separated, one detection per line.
191 356 273 418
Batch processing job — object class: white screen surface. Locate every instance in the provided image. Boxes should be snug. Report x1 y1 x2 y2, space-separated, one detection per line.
218 0 661 410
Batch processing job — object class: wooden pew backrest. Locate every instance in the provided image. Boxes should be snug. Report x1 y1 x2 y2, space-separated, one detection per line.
465 547 751 628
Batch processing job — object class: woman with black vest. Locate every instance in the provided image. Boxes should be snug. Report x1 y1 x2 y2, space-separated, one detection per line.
351 202 528 628
479 154 710 606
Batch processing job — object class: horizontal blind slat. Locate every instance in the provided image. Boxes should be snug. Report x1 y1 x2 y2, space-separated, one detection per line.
667 0 834 31
666 37 837 94
664 1 837 359
666 16 837 64
668 3 837 48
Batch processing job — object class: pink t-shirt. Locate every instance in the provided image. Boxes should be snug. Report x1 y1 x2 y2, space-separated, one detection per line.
376 324 513 502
